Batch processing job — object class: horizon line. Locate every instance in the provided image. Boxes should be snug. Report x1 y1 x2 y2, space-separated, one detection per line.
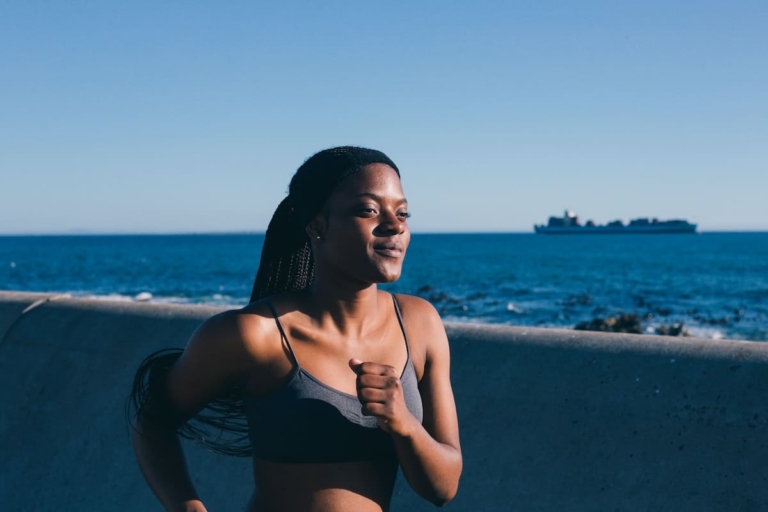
1 229 768 237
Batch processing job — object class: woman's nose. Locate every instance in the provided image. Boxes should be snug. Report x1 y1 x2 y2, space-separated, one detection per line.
377 210 405 234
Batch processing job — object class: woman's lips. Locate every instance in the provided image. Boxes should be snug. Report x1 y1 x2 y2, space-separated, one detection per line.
373 242 404 257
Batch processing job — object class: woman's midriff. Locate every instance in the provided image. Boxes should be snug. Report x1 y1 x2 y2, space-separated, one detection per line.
248 457 399 512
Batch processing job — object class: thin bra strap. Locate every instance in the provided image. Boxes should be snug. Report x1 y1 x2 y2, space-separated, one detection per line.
264 299 300 366
391 294 412 357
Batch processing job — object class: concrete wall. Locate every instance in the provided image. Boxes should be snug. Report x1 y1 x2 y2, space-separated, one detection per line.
1 290 767 511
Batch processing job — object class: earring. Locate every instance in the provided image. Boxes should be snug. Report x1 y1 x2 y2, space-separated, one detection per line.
315 235 321 240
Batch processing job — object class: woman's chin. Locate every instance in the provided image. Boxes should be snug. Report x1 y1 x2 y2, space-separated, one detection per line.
364 263 403 284
379 274 401 284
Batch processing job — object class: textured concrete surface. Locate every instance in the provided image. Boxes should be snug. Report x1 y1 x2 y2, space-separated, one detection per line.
1 291 767 511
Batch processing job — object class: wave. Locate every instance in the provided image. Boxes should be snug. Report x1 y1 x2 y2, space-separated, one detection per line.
62 291 244 307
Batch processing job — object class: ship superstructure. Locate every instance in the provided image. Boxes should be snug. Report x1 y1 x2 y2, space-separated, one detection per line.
534 211 697 234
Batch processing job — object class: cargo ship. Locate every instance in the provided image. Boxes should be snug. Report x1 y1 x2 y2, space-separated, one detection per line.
534 211 698 234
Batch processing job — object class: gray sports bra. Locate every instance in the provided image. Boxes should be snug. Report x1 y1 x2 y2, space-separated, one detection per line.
244 294 423 463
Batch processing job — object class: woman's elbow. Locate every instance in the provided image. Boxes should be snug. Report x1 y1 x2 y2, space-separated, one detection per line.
428 483 459 508
425 464 462 507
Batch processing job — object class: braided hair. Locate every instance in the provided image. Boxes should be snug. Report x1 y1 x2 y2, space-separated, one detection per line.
128 146 400 457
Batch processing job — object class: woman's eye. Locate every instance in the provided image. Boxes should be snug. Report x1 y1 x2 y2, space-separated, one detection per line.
397 211 411 219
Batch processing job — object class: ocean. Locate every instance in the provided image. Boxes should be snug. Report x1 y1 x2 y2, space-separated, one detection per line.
1 233 766 341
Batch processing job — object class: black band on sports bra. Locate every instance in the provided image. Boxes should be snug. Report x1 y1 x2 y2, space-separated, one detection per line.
391 294 412 358
264 299 299 366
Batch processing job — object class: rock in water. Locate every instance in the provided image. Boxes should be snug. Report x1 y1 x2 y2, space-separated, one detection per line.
574 313 643 334
656 323 690 337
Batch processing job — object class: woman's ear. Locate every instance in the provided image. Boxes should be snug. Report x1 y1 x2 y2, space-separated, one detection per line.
306 215 325 241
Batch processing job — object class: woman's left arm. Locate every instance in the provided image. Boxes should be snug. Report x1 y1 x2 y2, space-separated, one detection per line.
350 297 462 506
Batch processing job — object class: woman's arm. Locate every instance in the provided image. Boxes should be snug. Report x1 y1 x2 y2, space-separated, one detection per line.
131 423 207 512
131 310 261 512
350 296 462 506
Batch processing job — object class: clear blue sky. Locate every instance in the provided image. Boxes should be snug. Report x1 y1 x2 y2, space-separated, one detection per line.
1 1 766 234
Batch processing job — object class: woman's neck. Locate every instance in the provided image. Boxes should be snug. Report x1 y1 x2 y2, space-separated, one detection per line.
305 277 384 338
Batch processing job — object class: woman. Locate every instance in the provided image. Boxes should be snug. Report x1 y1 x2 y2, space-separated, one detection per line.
130 146 462 511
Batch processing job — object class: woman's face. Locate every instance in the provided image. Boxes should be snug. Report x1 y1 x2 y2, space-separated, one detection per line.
312 163 410 285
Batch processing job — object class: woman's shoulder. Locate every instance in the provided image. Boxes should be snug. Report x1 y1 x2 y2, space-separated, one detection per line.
188 299 286 365
389 292 447 361
391 292 442 323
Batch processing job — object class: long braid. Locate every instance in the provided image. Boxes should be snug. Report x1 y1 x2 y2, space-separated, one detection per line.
249 197 314 302
127 146 400 457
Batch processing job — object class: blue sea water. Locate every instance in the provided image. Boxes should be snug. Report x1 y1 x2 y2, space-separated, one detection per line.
1 233 766 341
